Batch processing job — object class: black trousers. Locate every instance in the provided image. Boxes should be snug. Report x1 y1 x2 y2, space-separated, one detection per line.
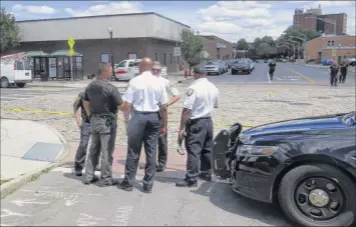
339 71 347 83
330 74 338 86
75 122 90 172
123 112 160 187
185 117 213 182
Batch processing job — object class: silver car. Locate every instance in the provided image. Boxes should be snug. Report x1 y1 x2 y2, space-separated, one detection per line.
205 61 224 75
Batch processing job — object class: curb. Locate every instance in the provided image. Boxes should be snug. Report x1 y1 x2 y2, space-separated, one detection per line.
0 123 71 199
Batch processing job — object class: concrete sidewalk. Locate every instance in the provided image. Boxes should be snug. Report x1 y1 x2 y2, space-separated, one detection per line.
0 119 70 198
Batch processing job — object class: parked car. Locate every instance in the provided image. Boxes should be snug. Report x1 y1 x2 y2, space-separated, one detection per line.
211 112 356 227
205 61 224 75
217 60 228 73
245 58 255 70
231 59 252 74
347 57 356 66
115 59 167 81
0 53 32 88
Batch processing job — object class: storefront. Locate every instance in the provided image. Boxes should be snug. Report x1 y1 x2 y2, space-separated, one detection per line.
49 50 84 80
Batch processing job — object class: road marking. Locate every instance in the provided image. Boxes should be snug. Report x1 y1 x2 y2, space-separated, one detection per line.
11 199 50 207
287 68 315 84
21 190 102 196
266 72 271 83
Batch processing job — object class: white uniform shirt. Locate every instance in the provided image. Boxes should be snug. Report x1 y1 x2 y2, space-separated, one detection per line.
123 71 168 112
183 78 219 119
157 76 180 97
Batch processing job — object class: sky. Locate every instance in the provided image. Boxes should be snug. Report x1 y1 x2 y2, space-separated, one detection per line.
2 1 356 42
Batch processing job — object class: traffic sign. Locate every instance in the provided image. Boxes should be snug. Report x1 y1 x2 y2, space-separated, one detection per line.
68 37 75 49
332 48 337 57
69 48 75 56
173 47 181 57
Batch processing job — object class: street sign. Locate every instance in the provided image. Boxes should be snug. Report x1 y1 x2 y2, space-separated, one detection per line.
173 47 181 57
68 37 75 49
69 48 75 56
332 48 337 57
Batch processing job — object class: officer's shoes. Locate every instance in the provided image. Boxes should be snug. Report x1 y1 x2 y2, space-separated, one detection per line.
117 183 133 192
83 177 98 185
75 170 83 176
143 185 152 194
97 180 117 187
156 166 165 172
175 179 197 187
198 173 212 182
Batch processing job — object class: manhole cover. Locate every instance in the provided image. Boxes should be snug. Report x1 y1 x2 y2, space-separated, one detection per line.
22 142 63 162
289 102 312 106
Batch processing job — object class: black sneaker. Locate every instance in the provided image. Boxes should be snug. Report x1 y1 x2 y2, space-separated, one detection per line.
117 182 133 191
156 165 165 172
199 173 212 182
175 179 197 187
83 177 98 185
97 179 117 187
75 169 83 176
143 184 152 194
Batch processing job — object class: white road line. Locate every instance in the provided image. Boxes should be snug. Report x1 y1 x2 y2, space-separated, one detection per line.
266 72 271 83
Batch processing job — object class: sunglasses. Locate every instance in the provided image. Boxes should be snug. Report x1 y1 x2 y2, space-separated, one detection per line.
152 68 161 73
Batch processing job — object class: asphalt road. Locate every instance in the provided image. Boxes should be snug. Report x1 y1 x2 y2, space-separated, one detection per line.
0 87 83 105
207 63 356 86
1 168 289 226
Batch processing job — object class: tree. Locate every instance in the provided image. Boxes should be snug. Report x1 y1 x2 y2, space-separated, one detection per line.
0 8 21 54
236 38 249 50
180 29 203 75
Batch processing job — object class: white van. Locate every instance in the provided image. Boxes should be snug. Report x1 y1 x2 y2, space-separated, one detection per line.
1 54 32 88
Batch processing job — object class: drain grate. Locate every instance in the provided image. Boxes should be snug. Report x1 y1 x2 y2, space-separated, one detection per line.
22 142 63 162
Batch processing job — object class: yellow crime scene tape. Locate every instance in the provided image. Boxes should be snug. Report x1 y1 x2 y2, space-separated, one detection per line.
1 107 256 128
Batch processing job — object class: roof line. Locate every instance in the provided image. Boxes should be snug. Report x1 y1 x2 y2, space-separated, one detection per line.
16 12 190 28
305 35 355 45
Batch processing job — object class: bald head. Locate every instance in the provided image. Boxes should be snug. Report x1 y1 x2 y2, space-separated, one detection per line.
139 57 153 73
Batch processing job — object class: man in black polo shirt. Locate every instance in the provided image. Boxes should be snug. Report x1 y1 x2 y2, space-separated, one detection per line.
83 63 125 187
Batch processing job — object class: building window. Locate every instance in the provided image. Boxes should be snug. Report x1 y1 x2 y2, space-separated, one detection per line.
101 53 110 63
154 53 158 61
170 53 173 64
331 40 335 46
75 57 83 69
163 53 167 65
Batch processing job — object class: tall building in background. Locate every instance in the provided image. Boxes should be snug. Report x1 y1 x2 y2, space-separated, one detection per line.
293 5 347 35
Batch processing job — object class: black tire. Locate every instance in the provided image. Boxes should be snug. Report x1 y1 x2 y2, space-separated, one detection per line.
231 69 236 75
16 83 26 88
1 77 10 88
278 164 356 227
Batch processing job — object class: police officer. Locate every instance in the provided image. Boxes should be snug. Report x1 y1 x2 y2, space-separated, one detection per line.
118 57 168 193
73 90 91 176
176 65 219 187
268 60 276 81
151 61 180 172
339 60 348 84
83 63 124 187
329 61 339 87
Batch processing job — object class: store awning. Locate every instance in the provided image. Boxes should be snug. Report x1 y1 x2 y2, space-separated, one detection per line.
26 51 50 57
50 50 83 57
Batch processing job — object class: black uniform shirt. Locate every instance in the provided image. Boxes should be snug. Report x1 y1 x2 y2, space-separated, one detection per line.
73 91 90 123
83 78 123 116
329 65 339 75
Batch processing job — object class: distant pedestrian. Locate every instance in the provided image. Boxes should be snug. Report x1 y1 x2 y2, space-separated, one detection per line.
268 60 276 80
176 65 219 187
339 60 348 83
83 63 124 187
329 61 339 87
118 57 168 193
151 61 181 172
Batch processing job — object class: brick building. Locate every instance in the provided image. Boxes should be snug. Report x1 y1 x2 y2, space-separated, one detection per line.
199 35 234 60
293 7 347 35
304 35 356 63
7 12 189 76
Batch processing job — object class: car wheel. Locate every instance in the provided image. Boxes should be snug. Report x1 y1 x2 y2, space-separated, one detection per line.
278 164 356 227
1 77 10 88
16 83 26 88
231 70 236 75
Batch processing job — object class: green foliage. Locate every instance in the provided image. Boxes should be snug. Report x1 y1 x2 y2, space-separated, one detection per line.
236 38 249 50
0 8 21 53
180 29 204 68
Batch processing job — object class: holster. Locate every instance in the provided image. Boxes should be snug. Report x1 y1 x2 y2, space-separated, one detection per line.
90 114 116 134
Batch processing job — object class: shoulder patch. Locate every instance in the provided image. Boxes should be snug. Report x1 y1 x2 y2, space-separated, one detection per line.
75 96 81 103
186 88 194 96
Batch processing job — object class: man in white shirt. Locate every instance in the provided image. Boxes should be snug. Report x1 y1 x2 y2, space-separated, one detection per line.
176 65 220 187
118 57 168 193
151 61 181 172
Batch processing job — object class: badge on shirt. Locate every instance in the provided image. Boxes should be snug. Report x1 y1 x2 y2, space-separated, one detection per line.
186 88 194 96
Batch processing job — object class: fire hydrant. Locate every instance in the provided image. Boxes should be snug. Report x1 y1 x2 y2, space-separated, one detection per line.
184 68 188 78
